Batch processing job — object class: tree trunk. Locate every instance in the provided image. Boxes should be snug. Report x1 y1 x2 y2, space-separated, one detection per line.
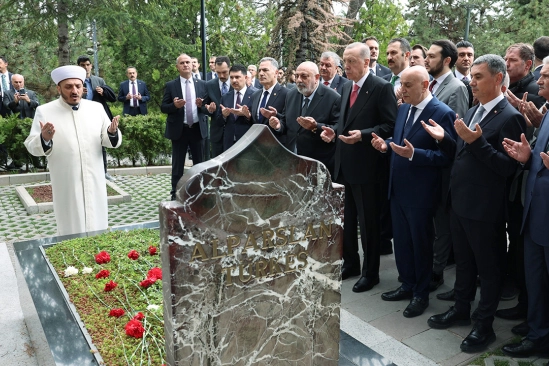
57 0 70 66
342 0 365 41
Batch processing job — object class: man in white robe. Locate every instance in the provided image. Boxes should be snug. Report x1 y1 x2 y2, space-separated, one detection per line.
24 65 122 236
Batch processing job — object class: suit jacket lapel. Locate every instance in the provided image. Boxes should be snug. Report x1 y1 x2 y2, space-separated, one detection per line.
406 98 438 140
477 98 507 130
306 86 324 115
345 75 373 129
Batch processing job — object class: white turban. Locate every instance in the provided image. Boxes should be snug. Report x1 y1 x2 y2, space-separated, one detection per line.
51 65 86 85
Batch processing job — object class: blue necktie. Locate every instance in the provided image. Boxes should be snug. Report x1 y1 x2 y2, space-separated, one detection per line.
258 90 269 123
72 105 79 111
221 82 228 96
403 106 417 139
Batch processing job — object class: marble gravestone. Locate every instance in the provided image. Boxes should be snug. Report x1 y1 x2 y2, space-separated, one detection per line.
159 125 344 366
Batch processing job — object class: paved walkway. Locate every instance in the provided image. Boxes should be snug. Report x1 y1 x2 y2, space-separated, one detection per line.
1 170 548 366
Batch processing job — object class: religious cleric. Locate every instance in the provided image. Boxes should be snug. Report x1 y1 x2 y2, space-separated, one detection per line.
24 65 122 236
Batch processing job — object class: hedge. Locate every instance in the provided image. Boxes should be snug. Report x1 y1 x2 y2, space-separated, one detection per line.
0 111 172 169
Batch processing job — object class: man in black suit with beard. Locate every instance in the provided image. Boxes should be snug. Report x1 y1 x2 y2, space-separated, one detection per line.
321 42 397 292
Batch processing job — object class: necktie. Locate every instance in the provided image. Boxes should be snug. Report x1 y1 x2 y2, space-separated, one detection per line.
301 97 310 116
370 68 376 75
403 106 418 138
1 74 7 91
221 82 228 96
323 81 330 86
258 90 269 123
429 80 437 92
233 91 242 120
85 79 93 100
132 82 137 106
185 79 194 127
390 75 399 86
469 106 485 131
349 84 360 108
462 76 468 82
72 105 79 111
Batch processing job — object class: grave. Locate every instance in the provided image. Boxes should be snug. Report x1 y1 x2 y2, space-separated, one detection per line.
160 125 344 365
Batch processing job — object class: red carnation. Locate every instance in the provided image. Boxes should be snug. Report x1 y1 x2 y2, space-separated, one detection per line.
109 308 125 318
104 280 118 292
125 319 145 338
95 269 110 279
95 251 111 264
147 267 162 281
133 312 145 321
139 278 156 288
148 246 158 255
127 249 140 260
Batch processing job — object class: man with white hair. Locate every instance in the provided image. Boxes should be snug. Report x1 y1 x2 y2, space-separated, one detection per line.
319 51 349 95
269 61 341 176
24 65 122 236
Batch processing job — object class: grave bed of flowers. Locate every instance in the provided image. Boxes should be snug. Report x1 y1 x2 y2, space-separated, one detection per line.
44 228 166 365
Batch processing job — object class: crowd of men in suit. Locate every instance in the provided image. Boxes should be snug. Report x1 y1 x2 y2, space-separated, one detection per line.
0 55 150 179
163 36 549 359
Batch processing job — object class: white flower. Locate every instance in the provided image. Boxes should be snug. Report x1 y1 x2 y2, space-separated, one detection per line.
64 266 79 277
82 267 93 274
147 304 160 311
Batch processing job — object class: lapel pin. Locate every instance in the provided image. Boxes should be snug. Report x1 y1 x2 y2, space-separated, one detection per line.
273 93 277 96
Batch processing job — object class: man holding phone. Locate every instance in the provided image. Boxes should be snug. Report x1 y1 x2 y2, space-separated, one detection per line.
3 74 39 119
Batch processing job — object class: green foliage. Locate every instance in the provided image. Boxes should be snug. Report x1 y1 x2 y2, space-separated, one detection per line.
0 115 38 168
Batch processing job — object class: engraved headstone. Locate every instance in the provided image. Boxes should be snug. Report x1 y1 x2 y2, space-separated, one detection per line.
160 125 344 366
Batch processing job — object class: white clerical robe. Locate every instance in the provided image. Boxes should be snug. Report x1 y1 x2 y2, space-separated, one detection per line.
24 98 122 236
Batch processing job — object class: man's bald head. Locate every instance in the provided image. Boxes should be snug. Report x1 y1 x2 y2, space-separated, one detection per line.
11 74 25 90
295 61 320 96
400 66 430 105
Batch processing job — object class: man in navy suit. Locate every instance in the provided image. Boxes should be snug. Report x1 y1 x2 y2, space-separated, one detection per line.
363 36 391 77
371 66 456 317
204 56 232 158
206 56 217 81
319 51 349 95
501 58 549 358
161 54 208 200
247 64 261 89
427 55 525 353
269 61 340 176
320 42 397 292
217 64 257 151
0 56 14 118
118 66 150 116
250 57 288 146
191 57 204 80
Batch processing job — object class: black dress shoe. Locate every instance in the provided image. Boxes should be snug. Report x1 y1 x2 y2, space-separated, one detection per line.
352 276 380 293
502 338 549 358
403 297 429 318
460 324 496 353
495 305 527 320
341 267 360 280
512 321 529 337
171 194 176 201
381 286 413 301
436 288 455 301
429 272 444 292
428 306 471 329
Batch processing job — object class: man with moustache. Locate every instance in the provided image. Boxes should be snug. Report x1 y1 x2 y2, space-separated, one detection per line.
383 38 411 93
320 42 397 292
363 36 391 77
218 64 257 150
161 54 208 200
118 66 150 116
24 65 121 236
269 61 340 176
319 51 349 95
427 54 525 353
371 66 456 317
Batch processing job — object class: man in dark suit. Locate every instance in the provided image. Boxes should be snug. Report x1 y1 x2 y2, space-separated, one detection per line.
532 37 549 80
206 56 217 81
454 41 475 109
204 56 232 158
248 65 262 89
78 55 118 180
501 58 549 357
363 36 391 77
320 42 397 292
250 57 288 145
0 56 14 118
319 51 349 95
427 54 526 353
505 43 546 109
372 66 456 318
161 54 208 200
191 57 204 80
3 74 39 119
269 61 340 176
118 66 150 116
217 64 257 151
382 38 411 94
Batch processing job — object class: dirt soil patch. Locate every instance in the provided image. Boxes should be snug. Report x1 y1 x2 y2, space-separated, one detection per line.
26 185 118 203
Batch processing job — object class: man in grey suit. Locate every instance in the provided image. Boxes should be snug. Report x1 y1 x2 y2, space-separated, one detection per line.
424 40 469 293
319 52 349 95
3 74 39 119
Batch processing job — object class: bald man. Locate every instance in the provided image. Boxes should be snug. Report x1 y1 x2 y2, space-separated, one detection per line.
371 66 456 317
269 61 341 177
3 74 39 119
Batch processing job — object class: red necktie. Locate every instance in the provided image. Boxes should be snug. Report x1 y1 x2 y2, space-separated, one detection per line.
324 81 329 86
429 80 437 92
349 84 360 108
